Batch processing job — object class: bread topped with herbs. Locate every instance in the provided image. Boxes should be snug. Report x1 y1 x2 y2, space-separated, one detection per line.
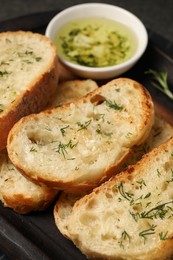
0 79 97 214
7 78 154 192
54 116 173 239
0 150 58 214
0 31 58 150
65 137 173 260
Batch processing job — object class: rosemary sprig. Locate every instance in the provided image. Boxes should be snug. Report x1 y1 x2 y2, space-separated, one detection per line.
145 69 173 100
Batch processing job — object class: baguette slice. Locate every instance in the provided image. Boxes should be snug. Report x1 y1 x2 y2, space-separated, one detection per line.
66 137 173 260
0 150 58 214
54 192 86 238
49 79 98 108
0 31 58 150
0 79 97 214
54 116 173 239
7 78 154 192
124 115 173 167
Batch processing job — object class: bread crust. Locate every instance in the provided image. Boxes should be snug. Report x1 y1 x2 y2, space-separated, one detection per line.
7 78 154 192
0 79 98 214
66 137 173 260
54 116 173 240
0 150 58 214
0 31 59 150
2 191 57 214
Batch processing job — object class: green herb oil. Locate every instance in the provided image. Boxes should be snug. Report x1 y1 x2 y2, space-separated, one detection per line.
55 17 137 67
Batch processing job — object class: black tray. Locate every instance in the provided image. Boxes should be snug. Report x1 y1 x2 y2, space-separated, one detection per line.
0 10 173 260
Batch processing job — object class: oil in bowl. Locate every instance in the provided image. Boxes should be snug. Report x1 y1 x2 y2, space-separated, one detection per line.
54 17 137 68
45 3 148 79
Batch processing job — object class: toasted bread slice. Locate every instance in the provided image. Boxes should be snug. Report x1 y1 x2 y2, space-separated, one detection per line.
54 192 86 238
0 150 58 214
54 116 173 238
49 79 98 108
66 137 173 260
7 78 154 192
0 79 97 213
0 31 58 150
124 115 173 167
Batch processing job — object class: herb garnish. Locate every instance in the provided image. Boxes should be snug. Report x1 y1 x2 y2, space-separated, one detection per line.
60 125 69 136
139 224 156 243
159 231 169 240
0 70 10 77
55 140 78 159
106 99 123 111
136 179 146 189
117 182 133 201
145 69 173 100
118 230 131 248
77 120 91 130
30 146 37 152
140 200 173 220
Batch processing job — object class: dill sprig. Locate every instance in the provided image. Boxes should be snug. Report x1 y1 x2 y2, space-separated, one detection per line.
60 125 69 136
140 200 173 220
77 120 92 131
56 140 78 159
139 224 156 243
117 182 133 201
106 99 124 111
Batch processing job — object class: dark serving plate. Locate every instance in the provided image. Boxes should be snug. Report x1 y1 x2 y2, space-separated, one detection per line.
0 10 173 260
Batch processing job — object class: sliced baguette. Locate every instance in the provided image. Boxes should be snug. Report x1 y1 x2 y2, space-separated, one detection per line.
66 137 173 260
0 79 97 213
0 31 58 150
54 192 86 238
49 79 98 108
0 150 58 214
54 116 173 239
7 78 154 192
124 115 173 167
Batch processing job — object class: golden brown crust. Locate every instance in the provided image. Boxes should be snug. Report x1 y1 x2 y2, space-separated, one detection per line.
66 137 173 260
7 78 154 192
0 31 59 150
8 78 154 192
2 190 58 214
0 149 59 214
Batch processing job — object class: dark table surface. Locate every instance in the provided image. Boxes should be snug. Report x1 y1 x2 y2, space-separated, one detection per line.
1 0 173 43
0 0 173 259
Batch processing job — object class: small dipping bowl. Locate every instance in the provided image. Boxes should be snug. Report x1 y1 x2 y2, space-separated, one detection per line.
45 3 148 80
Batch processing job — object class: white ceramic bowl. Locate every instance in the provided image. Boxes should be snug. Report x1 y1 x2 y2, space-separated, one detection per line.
45 3 148 80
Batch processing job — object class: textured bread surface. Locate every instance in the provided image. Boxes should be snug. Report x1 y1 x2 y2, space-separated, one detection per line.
49 79 98 108
66 137 173 260
54 116 173 239
124 116 173 167
54 192 86 238
0 31 58 150
0 79 96 213
7 78 154 192
0 150 58 214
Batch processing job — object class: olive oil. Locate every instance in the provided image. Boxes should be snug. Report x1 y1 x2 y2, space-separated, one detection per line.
55 17 137 67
